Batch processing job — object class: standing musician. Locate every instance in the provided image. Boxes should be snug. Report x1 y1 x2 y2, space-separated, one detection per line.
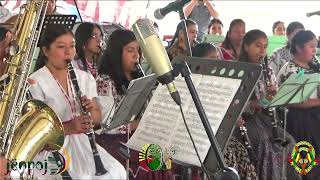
237 29 300 180
74 22 104 79
28 24 126 179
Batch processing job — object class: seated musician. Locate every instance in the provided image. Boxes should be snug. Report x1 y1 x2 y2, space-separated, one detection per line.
278 30 320 179
28 24 126 179
269 21 305 76
237 29 300 180
166 19 199 61
191 41 258 179
74 22 104 79
221 19 245 60
96 29 168 179
207 18 223 35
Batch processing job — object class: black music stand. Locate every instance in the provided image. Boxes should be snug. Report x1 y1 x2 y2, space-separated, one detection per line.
31 15 77 73
101 74 157 132
171 57 262 178
37 14 77 47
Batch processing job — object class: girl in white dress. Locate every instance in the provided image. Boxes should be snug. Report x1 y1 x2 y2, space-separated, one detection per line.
28 24 126 179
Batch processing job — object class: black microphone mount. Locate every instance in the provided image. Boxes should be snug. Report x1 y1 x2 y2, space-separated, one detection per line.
306 10 320 17
154 0 190 20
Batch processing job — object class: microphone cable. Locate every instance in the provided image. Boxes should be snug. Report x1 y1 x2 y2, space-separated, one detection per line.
178 104 211 179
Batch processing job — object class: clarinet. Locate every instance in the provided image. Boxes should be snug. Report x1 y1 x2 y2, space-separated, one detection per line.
131 62 145 79
67 60 108 176
239 124 255 160
261 56 284 145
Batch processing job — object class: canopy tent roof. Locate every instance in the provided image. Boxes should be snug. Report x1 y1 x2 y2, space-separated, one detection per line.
1 0 320 37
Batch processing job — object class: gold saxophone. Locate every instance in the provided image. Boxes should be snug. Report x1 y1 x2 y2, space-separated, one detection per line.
0 0 64 162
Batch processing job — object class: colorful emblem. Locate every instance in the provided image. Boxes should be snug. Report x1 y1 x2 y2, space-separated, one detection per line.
288 141 318 175
139 144 175 171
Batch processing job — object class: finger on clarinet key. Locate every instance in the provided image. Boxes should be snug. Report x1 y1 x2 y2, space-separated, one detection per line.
80 95 87 103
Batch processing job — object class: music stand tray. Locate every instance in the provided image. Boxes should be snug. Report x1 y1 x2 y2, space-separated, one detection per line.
269 73 320 107
102 74 157 132
201 34 225 45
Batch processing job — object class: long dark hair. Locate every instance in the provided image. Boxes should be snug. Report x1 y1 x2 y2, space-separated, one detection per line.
285 21 304 48
169 19 197 47
34 24 74 71
222 19 245 57
75 22 103 71
192 42 217 57
290 30 316 55
239 29 267 63
98 29 141 95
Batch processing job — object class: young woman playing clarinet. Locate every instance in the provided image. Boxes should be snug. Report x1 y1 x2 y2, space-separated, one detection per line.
237 29 301 180
28 24 126 179
278 30 320 180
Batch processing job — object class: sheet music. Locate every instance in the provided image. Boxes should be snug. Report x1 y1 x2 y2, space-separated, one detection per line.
127 74 242 167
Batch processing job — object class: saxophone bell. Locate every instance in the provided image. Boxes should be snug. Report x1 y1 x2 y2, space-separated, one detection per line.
0 0 65 165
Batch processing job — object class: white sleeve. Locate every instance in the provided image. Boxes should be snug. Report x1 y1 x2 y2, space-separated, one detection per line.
28 79 45 101
79 71 98 98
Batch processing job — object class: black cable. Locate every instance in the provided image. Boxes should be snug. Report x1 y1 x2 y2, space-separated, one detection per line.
178 104 211 179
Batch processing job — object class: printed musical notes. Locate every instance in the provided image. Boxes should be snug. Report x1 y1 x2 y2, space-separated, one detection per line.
127 74 241 167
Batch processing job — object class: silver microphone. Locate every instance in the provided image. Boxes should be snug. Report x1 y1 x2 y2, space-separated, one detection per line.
131 18 181 105
306 10 320 17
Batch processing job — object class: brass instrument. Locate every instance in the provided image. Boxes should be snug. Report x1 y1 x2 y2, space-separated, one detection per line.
0 0 64 163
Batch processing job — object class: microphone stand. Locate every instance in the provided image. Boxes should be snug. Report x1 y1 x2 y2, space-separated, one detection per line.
173 7 238 180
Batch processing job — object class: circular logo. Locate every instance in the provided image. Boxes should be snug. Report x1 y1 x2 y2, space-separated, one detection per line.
47 146 72 175
139 144 163 171
288 141 318 175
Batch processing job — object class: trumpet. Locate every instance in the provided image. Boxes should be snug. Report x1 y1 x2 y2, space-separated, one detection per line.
67 60 108 176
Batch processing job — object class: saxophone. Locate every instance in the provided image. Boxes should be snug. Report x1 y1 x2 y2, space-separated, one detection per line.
0 0 64 162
